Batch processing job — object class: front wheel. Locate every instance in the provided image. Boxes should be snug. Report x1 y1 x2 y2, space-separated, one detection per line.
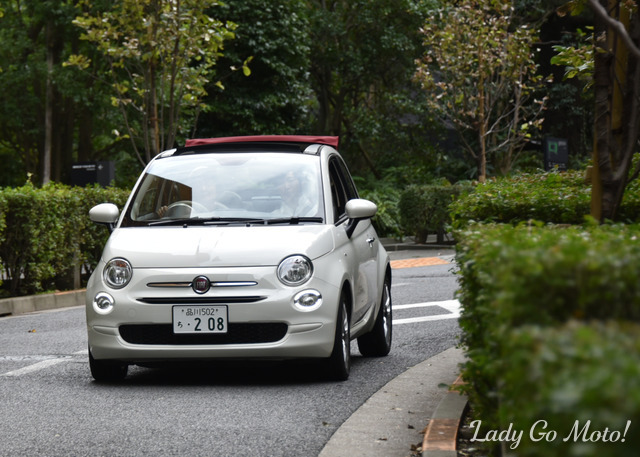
357 275 392 357
89 347 128 382
325 295 351 381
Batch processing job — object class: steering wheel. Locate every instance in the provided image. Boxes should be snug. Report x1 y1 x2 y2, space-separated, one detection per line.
166 200 208 218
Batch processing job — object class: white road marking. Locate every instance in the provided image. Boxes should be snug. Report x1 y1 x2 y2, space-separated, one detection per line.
393 299 461 325
1 358 67 377
0 350 87 377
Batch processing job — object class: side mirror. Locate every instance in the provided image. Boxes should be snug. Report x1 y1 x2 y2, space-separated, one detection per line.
345 199 377 238
89 203 120 232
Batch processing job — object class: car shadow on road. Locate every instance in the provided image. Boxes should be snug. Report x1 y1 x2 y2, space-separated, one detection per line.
93 357 368 387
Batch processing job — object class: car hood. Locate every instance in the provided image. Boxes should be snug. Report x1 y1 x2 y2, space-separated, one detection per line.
101 225 335 268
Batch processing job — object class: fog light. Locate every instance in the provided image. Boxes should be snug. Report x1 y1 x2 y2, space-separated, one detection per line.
93 292 115 315
293 289 322 312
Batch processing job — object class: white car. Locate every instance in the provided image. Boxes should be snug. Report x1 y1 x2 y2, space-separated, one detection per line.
86 135 391 381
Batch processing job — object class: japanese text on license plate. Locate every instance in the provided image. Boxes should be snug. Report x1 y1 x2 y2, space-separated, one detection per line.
172 305 228 334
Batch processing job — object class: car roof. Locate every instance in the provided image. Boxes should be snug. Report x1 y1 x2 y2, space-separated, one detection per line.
185 135 339 149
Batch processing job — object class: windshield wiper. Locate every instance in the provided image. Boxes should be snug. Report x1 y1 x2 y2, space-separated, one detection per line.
149 216 324 227
203 217 323 226
148 217 221 226
263 217 324 225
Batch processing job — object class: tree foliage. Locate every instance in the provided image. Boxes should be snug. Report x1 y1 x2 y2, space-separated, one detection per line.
0 0 626 203
195 0 312 137
551 26 595 88
71 0 237 164
0 0 110 185
415 0 548 182
306 0 440 177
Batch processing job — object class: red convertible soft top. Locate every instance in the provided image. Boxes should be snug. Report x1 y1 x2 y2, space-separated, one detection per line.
185 135 339 149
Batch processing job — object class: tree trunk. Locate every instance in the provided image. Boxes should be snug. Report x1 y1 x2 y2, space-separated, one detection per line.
477 58 487 183
42 21 54 185
591 0 639 221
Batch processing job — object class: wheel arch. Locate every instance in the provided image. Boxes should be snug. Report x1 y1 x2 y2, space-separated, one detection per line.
340 279 354 320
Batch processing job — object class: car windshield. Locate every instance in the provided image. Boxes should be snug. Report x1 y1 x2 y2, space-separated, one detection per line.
122 152 324 227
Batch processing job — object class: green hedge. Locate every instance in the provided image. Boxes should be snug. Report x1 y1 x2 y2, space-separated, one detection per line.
0 184 129 297
450 170 640 228
359 184 403 239
398 182 471 243
450 171 592 228
620 174 640 221
497 321 640 457
455 222 640 445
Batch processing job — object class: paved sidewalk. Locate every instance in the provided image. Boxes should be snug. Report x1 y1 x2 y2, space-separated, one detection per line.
320 244 465 457
318 347 465 457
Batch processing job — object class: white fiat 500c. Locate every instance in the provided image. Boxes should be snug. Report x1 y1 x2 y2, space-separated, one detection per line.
86 135 391 381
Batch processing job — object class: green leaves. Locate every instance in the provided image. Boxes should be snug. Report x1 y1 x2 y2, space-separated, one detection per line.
415 0 547 178
398 182 469 243
456 222 640 444
449 170 599 228
70 0 237 162
188 0 312 138
0 184 129 297
551 27 594 90
501 321 640 457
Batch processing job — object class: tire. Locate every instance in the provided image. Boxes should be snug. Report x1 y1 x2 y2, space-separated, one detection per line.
325 295 351 381
89 347 128 382
357 275 392 357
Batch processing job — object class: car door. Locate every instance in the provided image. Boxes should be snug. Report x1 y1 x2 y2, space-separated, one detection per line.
328 156 379 325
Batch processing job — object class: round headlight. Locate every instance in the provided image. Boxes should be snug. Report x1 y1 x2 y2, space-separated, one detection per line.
277 255 313 286
103 258 133 289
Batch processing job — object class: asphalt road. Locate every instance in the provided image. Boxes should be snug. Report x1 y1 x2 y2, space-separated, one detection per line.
0 250 460 457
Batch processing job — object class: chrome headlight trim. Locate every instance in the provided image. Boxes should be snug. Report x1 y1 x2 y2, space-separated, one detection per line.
277 255 313 287
103 258 133 289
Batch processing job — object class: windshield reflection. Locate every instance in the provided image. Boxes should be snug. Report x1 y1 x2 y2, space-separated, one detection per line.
123 153 324 227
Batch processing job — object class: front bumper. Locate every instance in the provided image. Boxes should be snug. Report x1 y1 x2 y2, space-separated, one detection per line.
86 264 340 362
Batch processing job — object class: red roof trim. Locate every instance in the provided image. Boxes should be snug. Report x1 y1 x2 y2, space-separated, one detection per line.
185 135 339 149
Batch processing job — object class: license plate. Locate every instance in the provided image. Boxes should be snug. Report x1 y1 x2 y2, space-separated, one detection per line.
172 305 228 334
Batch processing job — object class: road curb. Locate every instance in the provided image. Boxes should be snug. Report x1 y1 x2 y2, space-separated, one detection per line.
0 289 86 317
318 347 464 457
422 376 468 457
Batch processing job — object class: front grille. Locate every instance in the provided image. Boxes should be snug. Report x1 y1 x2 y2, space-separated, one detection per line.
119 323 288 345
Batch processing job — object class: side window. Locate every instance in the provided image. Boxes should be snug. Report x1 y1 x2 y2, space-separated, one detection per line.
329 160 348 223
329 156 357 223
335 158 358 200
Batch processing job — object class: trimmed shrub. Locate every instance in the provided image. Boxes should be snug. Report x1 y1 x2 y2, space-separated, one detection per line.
450 170 640 228
450 171 593 228
455 222 640 432
0 184 129 296
0 184 66 295
619 175 640 222
499 321 640 457
359 184 403 239
399 181 470 243
76 185 130 278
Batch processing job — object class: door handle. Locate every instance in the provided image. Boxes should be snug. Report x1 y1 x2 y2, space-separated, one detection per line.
366 237 375 246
